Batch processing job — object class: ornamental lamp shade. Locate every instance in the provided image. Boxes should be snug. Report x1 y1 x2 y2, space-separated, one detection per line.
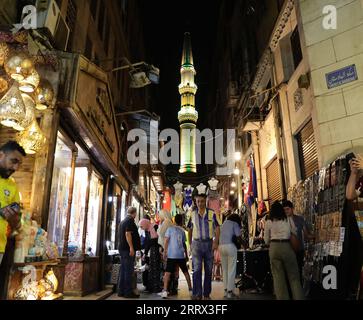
0 42 10 67
35 79 54 110
19 69 40 93
16 119 46 154
4 52 34 81
0 82 26 128
12 93 36 131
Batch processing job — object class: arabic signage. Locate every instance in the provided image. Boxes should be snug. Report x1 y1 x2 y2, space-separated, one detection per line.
326 64 358 89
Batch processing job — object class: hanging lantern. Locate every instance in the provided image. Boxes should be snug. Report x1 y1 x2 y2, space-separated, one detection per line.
0 77 8 94
19 69 40 93
12 94 35 131
0 82 26 128
0 42 10 67
16 119 46 154
35 79 54 110
4 52 34 81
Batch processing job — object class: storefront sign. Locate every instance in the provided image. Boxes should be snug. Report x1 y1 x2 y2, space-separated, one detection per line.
325 64 358 89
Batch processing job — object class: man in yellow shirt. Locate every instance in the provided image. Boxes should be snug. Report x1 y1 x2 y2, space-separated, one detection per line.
0 141 25 266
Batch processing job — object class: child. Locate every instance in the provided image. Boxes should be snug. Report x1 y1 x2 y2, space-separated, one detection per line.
158 214 192 298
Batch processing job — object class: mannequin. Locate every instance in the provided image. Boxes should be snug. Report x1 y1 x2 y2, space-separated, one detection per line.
174 181 184 209
207 178 220 215
196 183 207 196
208 177 219 191
183 185 194 211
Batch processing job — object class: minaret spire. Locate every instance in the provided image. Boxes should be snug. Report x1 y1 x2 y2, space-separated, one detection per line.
178 32 198 174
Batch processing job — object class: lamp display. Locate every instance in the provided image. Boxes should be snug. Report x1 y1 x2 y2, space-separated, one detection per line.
16 119 46 154
35 79 54 110
0 77 8 94
0 83 26 128
0 42 10 67
12 94 35 131
19 69 40 93
4 52 34 81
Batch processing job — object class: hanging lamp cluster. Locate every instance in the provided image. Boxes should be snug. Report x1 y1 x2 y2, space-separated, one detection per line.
0 41 54 154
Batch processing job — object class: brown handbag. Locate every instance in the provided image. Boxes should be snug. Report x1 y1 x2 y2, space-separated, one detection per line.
290 233 301 252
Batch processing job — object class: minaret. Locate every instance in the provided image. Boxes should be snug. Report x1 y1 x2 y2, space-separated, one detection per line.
178 32 198 173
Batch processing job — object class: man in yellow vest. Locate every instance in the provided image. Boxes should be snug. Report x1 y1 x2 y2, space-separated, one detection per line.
187 184 220 300
0 141 25 266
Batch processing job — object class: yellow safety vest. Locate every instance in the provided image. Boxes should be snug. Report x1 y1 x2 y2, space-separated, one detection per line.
191 208 215 240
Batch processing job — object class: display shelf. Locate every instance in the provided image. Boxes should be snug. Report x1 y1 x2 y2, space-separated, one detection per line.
13 260 59 268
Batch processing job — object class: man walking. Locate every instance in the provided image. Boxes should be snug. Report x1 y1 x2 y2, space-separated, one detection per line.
117 206 141 298
0 141 25 266
282 200 314 283
187 185 220 300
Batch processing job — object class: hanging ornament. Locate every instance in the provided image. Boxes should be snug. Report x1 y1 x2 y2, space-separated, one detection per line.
19 69 40 93
4 51 34 81
0 42 10 66
0 82 26 128
16 119 46 154
0 77 8 94
35 79 54 110
12 94 35 131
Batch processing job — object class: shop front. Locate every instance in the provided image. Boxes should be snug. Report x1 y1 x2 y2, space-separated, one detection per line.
49 52 122 296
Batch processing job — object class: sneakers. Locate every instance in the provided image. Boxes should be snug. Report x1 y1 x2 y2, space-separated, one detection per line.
191 295 202 300
158 290 168 299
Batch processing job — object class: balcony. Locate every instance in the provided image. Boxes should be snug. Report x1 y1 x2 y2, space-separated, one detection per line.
226 81 240 108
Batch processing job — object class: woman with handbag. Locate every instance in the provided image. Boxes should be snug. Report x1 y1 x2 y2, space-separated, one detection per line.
219 213 242 299
264 201 304 300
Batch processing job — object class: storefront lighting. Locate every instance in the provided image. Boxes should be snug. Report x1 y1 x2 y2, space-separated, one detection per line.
16 119 46 154
234 167 240 175
19 69 40 93
4 52 34 81
231 180 236 188
108 196 113 202
0 42 10 67
35 79 54 110
12 93 35 131
0 83 26 128
234 152 241 161
230 190 235 195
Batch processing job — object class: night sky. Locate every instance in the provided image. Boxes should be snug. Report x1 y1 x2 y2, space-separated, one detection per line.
140 0 222 184
140 0 222 131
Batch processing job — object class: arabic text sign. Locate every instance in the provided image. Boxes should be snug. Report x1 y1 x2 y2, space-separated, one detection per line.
326 64 358 89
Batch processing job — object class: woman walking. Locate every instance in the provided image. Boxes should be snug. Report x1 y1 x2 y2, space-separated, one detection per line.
139 218 162 293
264 201 305 300
219 213 241 299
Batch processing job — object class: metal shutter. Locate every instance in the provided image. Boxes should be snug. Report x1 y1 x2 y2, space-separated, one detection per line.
297 120 319 179
266 157 282 205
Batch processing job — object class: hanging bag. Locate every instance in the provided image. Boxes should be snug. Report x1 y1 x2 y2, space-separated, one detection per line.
289 217 301 252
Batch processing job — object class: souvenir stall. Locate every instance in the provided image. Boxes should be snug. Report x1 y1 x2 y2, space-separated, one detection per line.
288 153 363 299
0 30 67 300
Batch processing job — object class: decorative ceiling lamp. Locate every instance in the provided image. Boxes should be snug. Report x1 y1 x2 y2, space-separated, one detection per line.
4 52 34 81
12 94 35 131
35 79 54 110
0 77 8 94
0 42 10 67
0 82 26 128
19 69 40 93
16 119 46 154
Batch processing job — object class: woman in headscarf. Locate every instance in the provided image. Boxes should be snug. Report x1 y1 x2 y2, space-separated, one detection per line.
139 218 162 293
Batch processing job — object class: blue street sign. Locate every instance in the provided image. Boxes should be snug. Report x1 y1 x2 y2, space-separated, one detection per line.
326 64 358 89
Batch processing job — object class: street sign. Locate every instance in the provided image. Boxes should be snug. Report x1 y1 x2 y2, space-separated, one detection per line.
325 64 358 89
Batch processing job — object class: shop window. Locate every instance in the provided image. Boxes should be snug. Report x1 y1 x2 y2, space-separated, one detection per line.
110 185 122 250
48 133 74 255
291 27 303 70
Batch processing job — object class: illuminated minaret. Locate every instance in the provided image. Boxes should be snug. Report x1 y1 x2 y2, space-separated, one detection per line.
178 32 198 173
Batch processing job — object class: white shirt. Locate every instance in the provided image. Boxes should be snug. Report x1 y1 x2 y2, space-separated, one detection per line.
264 217 297 245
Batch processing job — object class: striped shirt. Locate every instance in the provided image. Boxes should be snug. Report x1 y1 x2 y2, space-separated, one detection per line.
187 208 219 240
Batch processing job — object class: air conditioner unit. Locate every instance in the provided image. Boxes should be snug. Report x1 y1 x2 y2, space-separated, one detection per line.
129 70 151 88
36 0 70 51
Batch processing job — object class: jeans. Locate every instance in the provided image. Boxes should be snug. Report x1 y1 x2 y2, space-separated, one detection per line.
191 240 213 297
269 243 305 300
219 243 237 292
117 250 135 296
